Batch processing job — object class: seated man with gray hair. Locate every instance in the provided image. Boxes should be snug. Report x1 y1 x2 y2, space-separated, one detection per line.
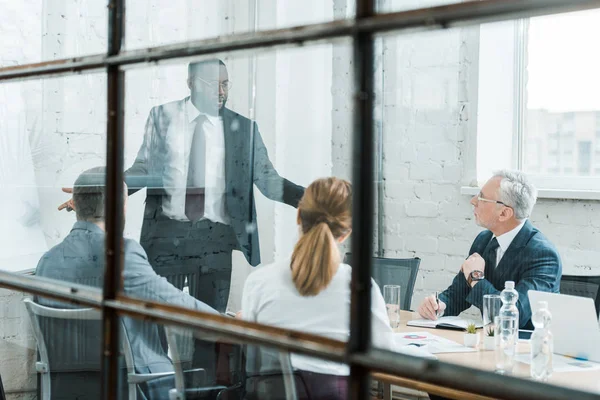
418 170 562 329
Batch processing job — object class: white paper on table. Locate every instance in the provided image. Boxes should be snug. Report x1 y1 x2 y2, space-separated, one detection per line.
394 331 476 354
514 353 600 372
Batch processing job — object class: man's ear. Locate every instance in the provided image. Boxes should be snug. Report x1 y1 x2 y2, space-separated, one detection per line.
499 206 514 221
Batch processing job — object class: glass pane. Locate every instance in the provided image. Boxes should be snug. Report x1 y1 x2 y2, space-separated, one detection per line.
0 73 106 274
120 37 353 347
0 291 110 399
374 19 600 398
0 1 107 66
124 0 353 51
524 9 600 179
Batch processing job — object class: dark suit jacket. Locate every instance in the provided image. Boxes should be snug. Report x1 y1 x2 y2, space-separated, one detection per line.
438 220 562 329
36 221 218 374
125 98 305 266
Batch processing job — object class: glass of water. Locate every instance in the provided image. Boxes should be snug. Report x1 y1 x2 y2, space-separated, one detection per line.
383 285 401 329
483 294 502 327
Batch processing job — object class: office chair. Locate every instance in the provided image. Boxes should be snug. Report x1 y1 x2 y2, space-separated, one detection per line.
560 274 600 318
24 298 180 400
344 254 421 310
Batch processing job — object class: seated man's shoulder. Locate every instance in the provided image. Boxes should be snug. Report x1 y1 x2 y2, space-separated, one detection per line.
527 227 560 255
123 238 149 260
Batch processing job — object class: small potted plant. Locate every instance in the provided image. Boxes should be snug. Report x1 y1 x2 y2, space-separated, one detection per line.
463 322 480 348
483 325 496 350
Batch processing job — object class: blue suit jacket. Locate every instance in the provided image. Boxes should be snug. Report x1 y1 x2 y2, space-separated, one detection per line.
36 221 218 374
438 220 562 329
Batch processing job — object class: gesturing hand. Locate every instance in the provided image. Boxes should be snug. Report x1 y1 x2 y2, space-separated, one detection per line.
57 188 75 212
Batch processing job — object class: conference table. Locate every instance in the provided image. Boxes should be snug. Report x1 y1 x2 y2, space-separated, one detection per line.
372 311 600 400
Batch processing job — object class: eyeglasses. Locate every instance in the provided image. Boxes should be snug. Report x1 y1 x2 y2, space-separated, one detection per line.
191 77 232 91
476 193 508 206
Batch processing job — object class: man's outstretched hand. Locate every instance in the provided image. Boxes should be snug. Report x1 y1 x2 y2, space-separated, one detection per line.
57 188 75 212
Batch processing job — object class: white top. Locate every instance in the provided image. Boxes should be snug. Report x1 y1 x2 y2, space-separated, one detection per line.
159 99 229 224
493 219 526 267
242 257 435 375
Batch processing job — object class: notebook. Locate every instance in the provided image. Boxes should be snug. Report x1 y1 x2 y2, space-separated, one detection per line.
407 316 483 331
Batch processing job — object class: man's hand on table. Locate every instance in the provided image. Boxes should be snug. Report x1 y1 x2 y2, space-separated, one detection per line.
417 294 446 320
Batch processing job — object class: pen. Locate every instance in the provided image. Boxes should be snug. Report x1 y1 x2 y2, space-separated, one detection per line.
435 291 440 318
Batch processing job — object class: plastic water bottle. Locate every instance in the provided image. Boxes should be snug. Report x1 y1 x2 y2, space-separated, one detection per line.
496 281 519 374
499 281 519 330
530 301 553 381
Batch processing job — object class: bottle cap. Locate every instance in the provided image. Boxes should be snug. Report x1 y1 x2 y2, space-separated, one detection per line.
505 281 515 289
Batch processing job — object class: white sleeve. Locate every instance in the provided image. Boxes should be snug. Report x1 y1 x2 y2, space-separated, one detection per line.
370 280 436 360
241 273 259 322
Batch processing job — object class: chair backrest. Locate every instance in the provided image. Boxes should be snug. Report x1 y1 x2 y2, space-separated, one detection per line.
24 299 136 400
560 275 600 318
23 298 102 400
164 326 194 395
344 254 421 310
153 265 200 299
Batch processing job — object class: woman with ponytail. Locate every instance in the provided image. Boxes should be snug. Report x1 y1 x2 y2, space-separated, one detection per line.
242 177 434 399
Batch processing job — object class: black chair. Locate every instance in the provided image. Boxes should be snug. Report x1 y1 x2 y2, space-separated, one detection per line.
344 254 421 311
153 264 200 299
560 275 600 318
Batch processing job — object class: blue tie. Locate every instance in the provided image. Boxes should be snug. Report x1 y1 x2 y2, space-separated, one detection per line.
482 237 500 281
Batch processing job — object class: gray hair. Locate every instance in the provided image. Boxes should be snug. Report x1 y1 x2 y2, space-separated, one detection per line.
493 170 538 220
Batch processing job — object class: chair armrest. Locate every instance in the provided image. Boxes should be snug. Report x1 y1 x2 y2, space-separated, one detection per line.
128 371 174 384
182 368 208 387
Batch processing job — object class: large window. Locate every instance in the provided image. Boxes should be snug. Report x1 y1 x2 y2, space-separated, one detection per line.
478 8 600 192
2 2 600 400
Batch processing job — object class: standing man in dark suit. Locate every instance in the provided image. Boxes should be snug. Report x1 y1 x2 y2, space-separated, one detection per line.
417 170 562 330
60 59 305 312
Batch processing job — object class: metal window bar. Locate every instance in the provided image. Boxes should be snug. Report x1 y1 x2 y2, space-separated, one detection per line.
349 0 375 398
1 1 600 400
102 1 125 398
1 0 600 82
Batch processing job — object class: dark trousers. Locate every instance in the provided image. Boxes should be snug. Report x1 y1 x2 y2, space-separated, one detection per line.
141 206 239 313
140 201 240 385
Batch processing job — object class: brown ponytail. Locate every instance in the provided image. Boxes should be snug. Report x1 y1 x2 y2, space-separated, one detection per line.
291 178 352 296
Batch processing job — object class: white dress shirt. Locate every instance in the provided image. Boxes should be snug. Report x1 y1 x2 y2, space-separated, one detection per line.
493 219 526 267
160 99 229 224
241 257 435 376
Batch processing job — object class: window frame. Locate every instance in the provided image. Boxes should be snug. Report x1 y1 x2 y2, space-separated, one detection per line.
2 1 600 399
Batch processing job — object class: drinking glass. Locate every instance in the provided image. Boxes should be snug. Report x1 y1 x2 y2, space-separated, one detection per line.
383 285 401 329
483 294 502 327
